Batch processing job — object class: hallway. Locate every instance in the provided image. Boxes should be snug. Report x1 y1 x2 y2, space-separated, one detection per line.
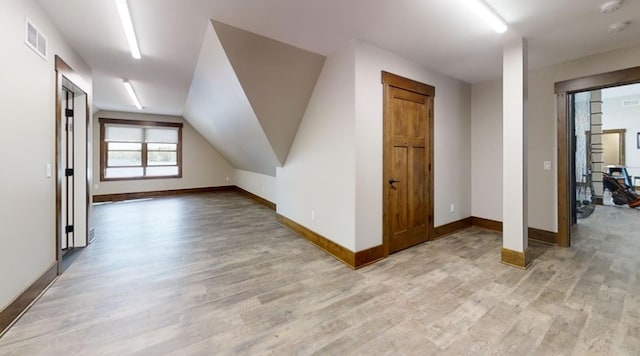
0 193 638 355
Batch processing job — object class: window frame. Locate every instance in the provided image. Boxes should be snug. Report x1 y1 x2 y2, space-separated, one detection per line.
99 118 183 181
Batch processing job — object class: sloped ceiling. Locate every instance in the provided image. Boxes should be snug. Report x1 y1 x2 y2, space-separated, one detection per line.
212 21 325 165
183 20 324 176
38 0 640 117
36 1 640 177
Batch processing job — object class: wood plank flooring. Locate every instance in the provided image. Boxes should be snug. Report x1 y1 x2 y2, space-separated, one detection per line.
0 192 639 355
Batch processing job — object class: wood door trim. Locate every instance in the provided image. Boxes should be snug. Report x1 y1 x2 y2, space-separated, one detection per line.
233 186 276 211
0 263 57 336
276 214 384 269
382 71 435 256
435 216 558 245
555 66 640 93
555 65 640 247
528 227 558 245
55 55 90 272
382 71 435 96
98 118 184 181
93 186 235 202
93 186 276 210
471 216 504 232
501 247 531 269
55 58 64 274
434 217 472 239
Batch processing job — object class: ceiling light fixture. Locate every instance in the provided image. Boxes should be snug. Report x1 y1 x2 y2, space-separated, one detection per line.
608 21 630 33
460 0 508 34
115 0 141 59
123 80 143 109
601 0 624 14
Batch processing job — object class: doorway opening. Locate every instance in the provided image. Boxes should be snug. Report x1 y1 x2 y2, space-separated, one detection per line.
556 66 640 246
55 56 90 274
382 71 434 256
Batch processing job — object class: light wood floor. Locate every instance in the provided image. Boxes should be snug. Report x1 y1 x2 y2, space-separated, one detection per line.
0 192 639 355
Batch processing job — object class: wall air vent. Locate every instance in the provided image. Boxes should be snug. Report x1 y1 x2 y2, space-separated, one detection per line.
621 98 640 107
25 18 47 60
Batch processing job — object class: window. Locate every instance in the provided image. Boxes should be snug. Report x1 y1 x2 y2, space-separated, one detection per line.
99 118 183 181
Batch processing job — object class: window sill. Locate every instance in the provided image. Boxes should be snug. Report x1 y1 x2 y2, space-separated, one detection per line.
100 175 182 182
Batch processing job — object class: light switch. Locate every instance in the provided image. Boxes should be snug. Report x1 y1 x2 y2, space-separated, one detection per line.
46 163 52 178
543 161 552 171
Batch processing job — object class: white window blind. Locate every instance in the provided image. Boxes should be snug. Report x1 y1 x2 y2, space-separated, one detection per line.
105 125 143 142
145 128 178 143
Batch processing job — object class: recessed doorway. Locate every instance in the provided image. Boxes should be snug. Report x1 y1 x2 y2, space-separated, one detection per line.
556 66 640 246
55 56 90 274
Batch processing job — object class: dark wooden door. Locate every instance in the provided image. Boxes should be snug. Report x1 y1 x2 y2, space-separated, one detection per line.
382 72 434 255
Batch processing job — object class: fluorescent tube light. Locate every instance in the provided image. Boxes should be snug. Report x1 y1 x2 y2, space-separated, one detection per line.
115 0 141 59
461 0 508 34
123 80 143 110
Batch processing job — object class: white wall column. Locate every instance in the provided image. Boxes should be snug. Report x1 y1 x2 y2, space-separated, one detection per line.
502 37 530 268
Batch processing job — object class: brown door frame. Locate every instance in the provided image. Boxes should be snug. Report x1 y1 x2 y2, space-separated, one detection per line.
382 71 435 257
555 65 640 247
55 55 90 274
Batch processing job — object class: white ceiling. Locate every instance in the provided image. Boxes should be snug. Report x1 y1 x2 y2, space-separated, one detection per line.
36 0 640 117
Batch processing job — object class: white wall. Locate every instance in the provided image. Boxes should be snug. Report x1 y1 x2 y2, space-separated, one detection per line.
183 21 280 177
602 95 640 180
212 21 326 166
471 44 640 232
471 79 503 221
529 45 640 231
278 40 472 252
354 41 471 250
235 169 276 203
93 111 234 196
276 43 357 251
0 0 92 310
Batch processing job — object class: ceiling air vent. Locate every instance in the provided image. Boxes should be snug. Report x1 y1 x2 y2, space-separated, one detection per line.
621 98 640 108
25 18 47 60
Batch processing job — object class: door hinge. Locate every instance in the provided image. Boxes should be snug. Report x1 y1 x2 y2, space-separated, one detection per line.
65 225 74 234
65 168 74 177
65 108 74 117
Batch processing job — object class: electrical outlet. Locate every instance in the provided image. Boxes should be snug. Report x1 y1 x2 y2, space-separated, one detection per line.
225 176 229 182
450 204 455 214
543 161 552 171
311 210 316 221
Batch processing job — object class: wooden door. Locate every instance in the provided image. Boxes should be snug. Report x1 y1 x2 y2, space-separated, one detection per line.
382 72 434 255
